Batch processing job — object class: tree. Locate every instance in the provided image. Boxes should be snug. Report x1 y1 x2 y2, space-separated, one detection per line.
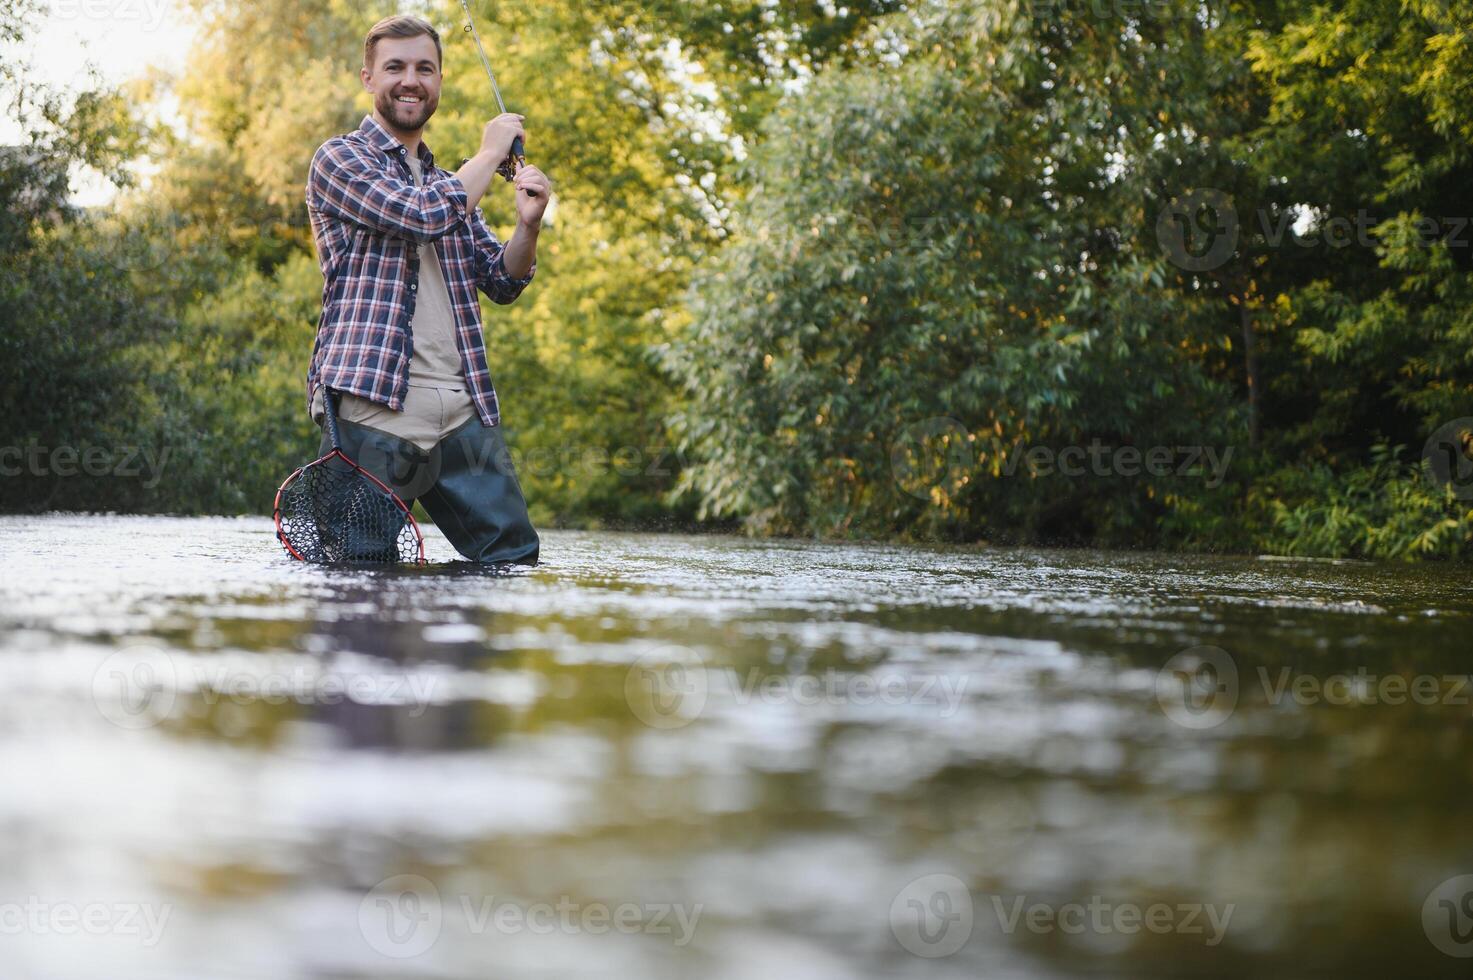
666 0 1240 544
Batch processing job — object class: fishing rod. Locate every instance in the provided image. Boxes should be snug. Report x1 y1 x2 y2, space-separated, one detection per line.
459 0 539 198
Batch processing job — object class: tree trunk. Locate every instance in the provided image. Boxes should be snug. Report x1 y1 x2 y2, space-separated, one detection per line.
1237 293 1260 450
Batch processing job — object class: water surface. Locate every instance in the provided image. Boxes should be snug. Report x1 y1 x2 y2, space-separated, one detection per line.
2 514 1471 977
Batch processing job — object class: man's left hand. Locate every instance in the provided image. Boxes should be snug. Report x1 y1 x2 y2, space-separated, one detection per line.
514 165 551 226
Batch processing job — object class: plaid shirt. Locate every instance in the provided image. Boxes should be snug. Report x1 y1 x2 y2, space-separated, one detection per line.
305 115 535 427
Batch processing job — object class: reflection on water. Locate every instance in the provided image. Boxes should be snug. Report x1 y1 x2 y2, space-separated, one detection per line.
2 514 1472 978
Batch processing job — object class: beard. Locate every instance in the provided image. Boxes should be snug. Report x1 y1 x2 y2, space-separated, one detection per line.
375 89 436 132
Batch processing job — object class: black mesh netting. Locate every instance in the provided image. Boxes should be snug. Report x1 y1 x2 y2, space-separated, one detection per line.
274 455 423 564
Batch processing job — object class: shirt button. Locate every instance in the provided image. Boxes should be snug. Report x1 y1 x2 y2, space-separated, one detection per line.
410 283 417 291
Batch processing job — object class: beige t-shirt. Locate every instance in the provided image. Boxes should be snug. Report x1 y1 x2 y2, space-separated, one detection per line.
405 154 465 388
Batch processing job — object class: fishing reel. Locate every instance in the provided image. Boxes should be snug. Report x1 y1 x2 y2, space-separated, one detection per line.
497 141 526 184
460 145 525 186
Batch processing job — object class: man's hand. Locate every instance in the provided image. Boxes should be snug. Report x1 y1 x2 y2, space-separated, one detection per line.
514 165 551 227
480 112 525 163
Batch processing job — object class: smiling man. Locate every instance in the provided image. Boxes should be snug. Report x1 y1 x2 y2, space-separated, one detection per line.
305 14 549 565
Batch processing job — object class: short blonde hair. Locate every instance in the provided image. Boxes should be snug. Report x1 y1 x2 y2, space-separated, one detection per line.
364 14 442 69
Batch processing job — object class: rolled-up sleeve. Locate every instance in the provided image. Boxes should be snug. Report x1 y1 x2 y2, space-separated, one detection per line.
468 205 535 305
308 139 469 244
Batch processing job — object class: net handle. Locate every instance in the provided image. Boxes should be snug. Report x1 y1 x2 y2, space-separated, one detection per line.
323 387 343 451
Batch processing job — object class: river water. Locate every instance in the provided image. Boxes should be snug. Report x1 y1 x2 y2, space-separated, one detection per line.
2 514 1472 977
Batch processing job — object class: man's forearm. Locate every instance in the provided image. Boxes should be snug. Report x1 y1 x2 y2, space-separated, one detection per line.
454 151 501 212
457 150 538 277
502 220 538 279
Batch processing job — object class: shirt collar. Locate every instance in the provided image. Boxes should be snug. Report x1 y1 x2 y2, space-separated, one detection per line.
357 115 438 171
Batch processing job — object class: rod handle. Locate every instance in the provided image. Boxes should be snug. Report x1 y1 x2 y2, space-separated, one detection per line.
323 387 343 451
510 136 539 198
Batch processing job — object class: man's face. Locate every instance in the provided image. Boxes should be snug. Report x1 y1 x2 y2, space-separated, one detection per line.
362 34 441 133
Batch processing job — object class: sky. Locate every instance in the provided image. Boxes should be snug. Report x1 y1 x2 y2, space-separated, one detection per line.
1 0 198 205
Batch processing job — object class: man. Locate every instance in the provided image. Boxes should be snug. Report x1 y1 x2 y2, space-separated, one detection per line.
304 14 549 565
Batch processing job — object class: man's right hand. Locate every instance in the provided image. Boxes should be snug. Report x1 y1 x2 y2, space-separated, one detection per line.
480 113 526 163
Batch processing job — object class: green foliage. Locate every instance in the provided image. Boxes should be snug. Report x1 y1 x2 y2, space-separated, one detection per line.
0 0 174 512
4 0 1472 559
664 0 1473 557
666 0 1239 543
1253 447 1473 560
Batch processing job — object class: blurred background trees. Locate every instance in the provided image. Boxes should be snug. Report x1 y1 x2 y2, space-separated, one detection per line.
2 0 1470 556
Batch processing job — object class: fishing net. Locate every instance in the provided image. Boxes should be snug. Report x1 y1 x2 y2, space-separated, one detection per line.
273 390 425 564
